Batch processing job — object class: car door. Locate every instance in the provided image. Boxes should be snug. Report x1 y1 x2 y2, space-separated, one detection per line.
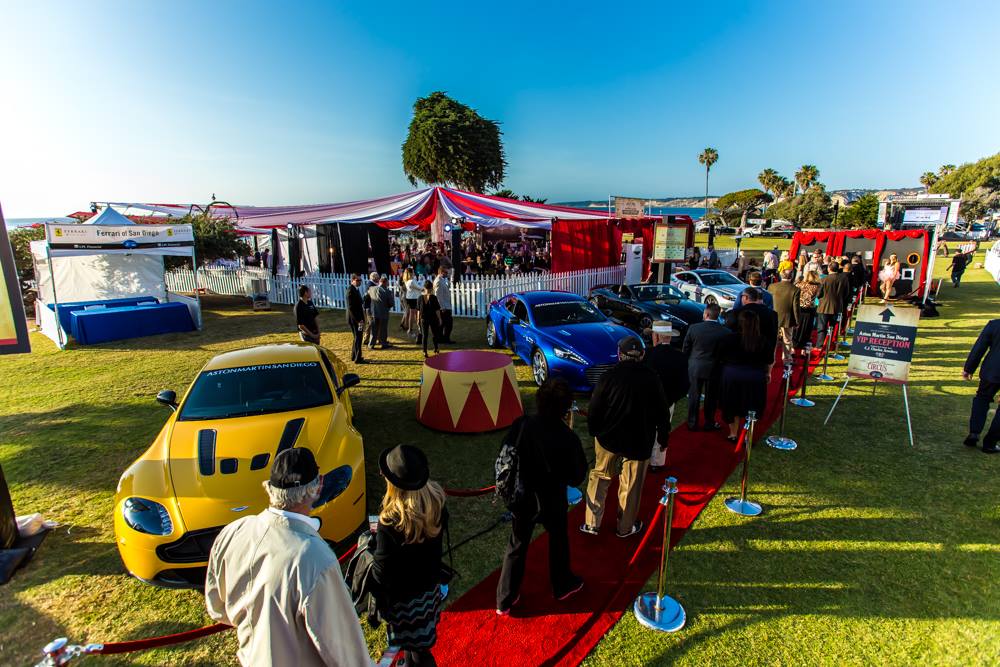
615 285 640 326
508 298 533 361
673 272 696 302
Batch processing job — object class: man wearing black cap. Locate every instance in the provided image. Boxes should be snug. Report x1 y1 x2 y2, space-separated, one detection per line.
205 448 369 666
582 336 670 538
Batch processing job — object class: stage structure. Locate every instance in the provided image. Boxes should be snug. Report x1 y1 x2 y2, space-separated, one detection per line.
30 209 199 348
879 193 962 303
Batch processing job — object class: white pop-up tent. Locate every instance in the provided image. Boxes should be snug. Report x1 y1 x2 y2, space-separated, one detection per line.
30 220 201 348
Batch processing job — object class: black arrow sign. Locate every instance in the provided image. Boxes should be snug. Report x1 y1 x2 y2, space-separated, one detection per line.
878 308 895 323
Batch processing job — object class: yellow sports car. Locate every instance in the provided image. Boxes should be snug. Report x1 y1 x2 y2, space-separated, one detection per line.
114 343 366 587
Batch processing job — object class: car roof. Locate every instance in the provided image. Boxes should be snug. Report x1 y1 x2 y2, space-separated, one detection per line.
690 269 730 275
513 290 584 306
202 343 323 371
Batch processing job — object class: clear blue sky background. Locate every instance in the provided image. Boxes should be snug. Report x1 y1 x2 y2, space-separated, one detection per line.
2 0 999 216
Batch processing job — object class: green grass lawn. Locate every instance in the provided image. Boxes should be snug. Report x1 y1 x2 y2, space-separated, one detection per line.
1 245 997 665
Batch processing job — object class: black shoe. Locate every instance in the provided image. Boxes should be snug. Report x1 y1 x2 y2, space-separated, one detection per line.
983 442 1000 454
616 520 644 538
964 434 979 447
554 577 584 601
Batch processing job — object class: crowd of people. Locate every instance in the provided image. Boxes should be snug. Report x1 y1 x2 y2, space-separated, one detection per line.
390 236 550 279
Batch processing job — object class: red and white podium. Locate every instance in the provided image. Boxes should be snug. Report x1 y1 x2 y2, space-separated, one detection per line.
417 351 523 433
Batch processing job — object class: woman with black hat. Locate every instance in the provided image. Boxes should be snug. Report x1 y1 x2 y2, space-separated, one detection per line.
372 445 448 666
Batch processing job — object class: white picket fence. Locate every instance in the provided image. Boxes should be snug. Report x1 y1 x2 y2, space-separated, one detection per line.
165 265 626 319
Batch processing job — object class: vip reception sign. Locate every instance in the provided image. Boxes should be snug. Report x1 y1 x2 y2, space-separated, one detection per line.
847 303 920 384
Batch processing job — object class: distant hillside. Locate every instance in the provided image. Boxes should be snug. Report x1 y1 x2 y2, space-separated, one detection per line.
560 197 718 209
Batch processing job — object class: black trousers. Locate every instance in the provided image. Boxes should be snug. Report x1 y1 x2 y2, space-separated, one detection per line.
970 379 1000 445
348 317 364 362
497 495 575 609
422 320 442 354
687 369 720 428
795 308 816 348
816 312 838 348
440 310 454 342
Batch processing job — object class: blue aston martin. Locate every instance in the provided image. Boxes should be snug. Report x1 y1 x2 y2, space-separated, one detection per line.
485 291 643 392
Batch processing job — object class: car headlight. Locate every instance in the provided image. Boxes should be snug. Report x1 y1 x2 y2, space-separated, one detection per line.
553 347 587 365
312 465 353 508
122 497 173 535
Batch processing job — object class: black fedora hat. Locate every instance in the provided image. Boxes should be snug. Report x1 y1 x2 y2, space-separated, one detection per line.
378 444 429 491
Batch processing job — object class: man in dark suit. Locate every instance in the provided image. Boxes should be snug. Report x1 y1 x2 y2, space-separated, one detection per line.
682 303 729 430
963 318 1000 453
725 287 778 346
816 262 851 349
345 274 366 364
768 269 800 363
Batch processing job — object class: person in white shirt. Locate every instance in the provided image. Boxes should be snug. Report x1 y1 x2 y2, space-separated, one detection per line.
205 448 369 667
433 267 454 344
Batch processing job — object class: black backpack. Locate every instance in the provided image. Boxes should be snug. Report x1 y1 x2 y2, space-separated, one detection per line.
495 417 529 509
344 531 381 627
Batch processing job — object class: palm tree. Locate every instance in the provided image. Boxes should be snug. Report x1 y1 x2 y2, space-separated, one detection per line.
794 164 819 194
919 171 938 192
938 164 956 178
758 168 780 196
777 176 795 199
698 148 719 219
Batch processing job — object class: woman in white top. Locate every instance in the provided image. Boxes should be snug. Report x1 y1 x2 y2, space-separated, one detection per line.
405 269 424 337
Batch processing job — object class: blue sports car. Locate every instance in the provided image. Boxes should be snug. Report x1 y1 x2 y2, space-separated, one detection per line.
485 291 643 392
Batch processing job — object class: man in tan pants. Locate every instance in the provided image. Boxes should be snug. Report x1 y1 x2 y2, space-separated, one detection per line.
581 337 670 538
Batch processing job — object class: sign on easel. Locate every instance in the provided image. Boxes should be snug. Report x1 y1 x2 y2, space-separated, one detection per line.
826 302 920 446
846 304 920 383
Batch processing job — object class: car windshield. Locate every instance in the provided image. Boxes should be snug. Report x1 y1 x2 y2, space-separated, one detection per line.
699 272 743 286
532 301 606 327
179 361 333 420
632 284 684 302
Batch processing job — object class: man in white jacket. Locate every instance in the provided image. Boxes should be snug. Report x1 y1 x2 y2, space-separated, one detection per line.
205 448 370 666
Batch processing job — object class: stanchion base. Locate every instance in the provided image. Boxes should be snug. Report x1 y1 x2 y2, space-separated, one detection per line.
816 373 835 382
766 435 798 450
789 397 815 408
724 497 763 516
633 592 686 633
831 353 845 361
839 341 851 349
847 327 855 334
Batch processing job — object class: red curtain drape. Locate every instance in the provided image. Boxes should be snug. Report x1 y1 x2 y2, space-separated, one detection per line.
550 219 617 273
789 229 929 294
789 231 836 259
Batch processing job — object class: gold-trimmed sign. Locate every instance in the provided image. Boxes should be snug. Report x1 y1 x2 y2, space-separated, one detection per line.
847 304 920 384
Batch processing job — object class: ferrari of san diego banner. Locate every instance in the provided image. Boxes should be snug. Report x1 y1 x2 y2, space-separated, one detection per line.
847 303 920 384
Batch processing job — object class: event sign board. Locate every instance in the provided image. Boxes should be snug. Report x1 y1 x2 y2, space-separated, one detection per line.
614 197 645 219
45 224 194 252
0 205 31 355
847 304 920 384
652 220 688 262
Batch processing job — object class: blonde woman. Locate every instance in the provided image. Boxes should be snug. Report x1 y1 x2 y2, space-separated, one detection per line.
372 445 448 666
777 250 794 275
794 269 822 348
878 253 901 303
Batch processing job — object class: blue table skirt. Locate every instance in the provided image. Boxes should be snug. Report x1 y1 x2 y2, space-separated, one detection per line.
52 297 159 333
70 302 195 345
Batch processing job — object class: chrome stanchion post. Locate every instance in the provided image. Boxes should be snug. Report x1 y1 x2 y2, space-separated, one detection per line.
831 313 845 360
633 477 686 632
790 344 815 407
725 412 763 516
767 362 798 450
817 321 835 381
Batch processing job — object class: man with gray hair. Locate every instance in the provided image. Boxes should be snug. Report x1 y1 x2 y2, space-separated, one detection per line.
205 448 369 666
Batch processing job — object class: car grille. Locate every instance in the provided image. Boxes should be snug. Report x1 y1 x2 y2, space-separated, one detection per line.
585 364 614 386
156 527 223 564
153 567 208 588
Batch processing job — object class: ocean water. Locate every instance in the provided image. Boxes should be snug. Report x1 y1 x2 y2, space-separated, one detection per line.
648 207 707 219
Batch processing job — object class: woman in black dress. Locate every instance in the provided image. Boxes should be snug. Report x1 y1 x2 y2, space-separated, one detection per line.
372 445 448 666
419 280 443 356
719 309 773 441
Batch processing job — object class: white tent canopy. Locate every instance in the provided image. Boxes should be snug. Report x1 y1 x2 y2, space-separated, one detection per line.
31 222 200 348
83 206 136 226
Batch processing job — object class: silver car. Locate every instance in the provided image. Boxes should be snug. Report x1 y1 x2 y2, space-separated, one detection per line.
670 269 749 310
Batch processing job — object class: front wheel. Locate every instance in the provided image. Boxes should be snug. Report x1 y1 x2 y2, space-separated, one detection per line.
531 349 549 387
486 319 500 348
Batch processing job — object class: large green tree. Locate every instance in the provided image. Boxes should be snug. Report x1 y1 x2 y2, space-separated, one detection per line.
919 171 938 192
8 225 45 282
836 193 880 229
164 213 250 268
402 91 506 193
794 164 820 194
764 187 834 227
758 168 780 198
715 188 773 228
698 148 719 217
930 152 1000 225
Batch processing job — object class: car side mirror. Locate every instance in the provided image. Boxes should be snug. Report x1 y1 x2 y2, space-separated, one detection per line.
337 373 361 397
156 389 177 411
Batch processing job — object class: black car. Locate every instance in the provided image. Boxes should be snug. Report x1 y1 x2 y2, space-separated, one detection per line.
588 283 706 345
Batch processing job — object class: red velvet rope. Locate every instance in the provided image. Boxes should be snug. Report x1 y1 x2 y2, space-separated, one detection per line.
444 485 496 497
94 624 231 654
626 501 665 569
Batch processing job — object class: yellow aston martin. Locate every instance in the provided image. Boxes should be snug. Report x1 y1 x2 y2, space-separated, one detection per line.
114 343 366 587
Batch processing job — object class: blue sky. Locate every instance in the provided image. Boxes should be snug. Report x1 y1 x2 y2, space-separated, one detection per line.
2 0 998 217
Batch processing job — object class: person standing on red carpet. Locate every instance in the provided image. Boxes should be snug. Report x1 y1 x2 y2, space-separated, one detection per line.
496 378 588 616
581 337 670 538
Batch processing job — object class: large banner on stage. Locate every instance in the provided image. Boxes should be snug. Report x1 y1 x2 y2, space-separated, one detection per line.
847 304 920 384
0 205 31 355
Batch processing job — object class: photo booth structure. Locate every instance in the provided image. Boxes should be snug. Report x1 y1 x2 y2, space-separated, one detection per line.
789 229 931 299
30 210 200 348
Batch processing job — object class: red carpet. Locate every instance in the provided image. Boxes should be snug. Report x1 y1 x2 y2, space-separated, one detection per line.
433 341 830 667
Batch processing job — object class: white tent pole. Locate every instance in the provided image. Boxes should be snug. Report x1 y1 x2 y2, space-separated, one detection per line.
189 228 203 330
45 245 65 349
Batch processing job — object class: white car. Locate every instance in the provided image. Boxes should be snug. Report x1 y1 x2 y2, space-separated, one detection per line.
670 269 749 310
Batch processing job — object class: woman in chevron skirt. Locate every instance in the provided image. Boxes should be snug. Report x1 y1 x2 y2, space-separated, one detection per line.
372 445 449 666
